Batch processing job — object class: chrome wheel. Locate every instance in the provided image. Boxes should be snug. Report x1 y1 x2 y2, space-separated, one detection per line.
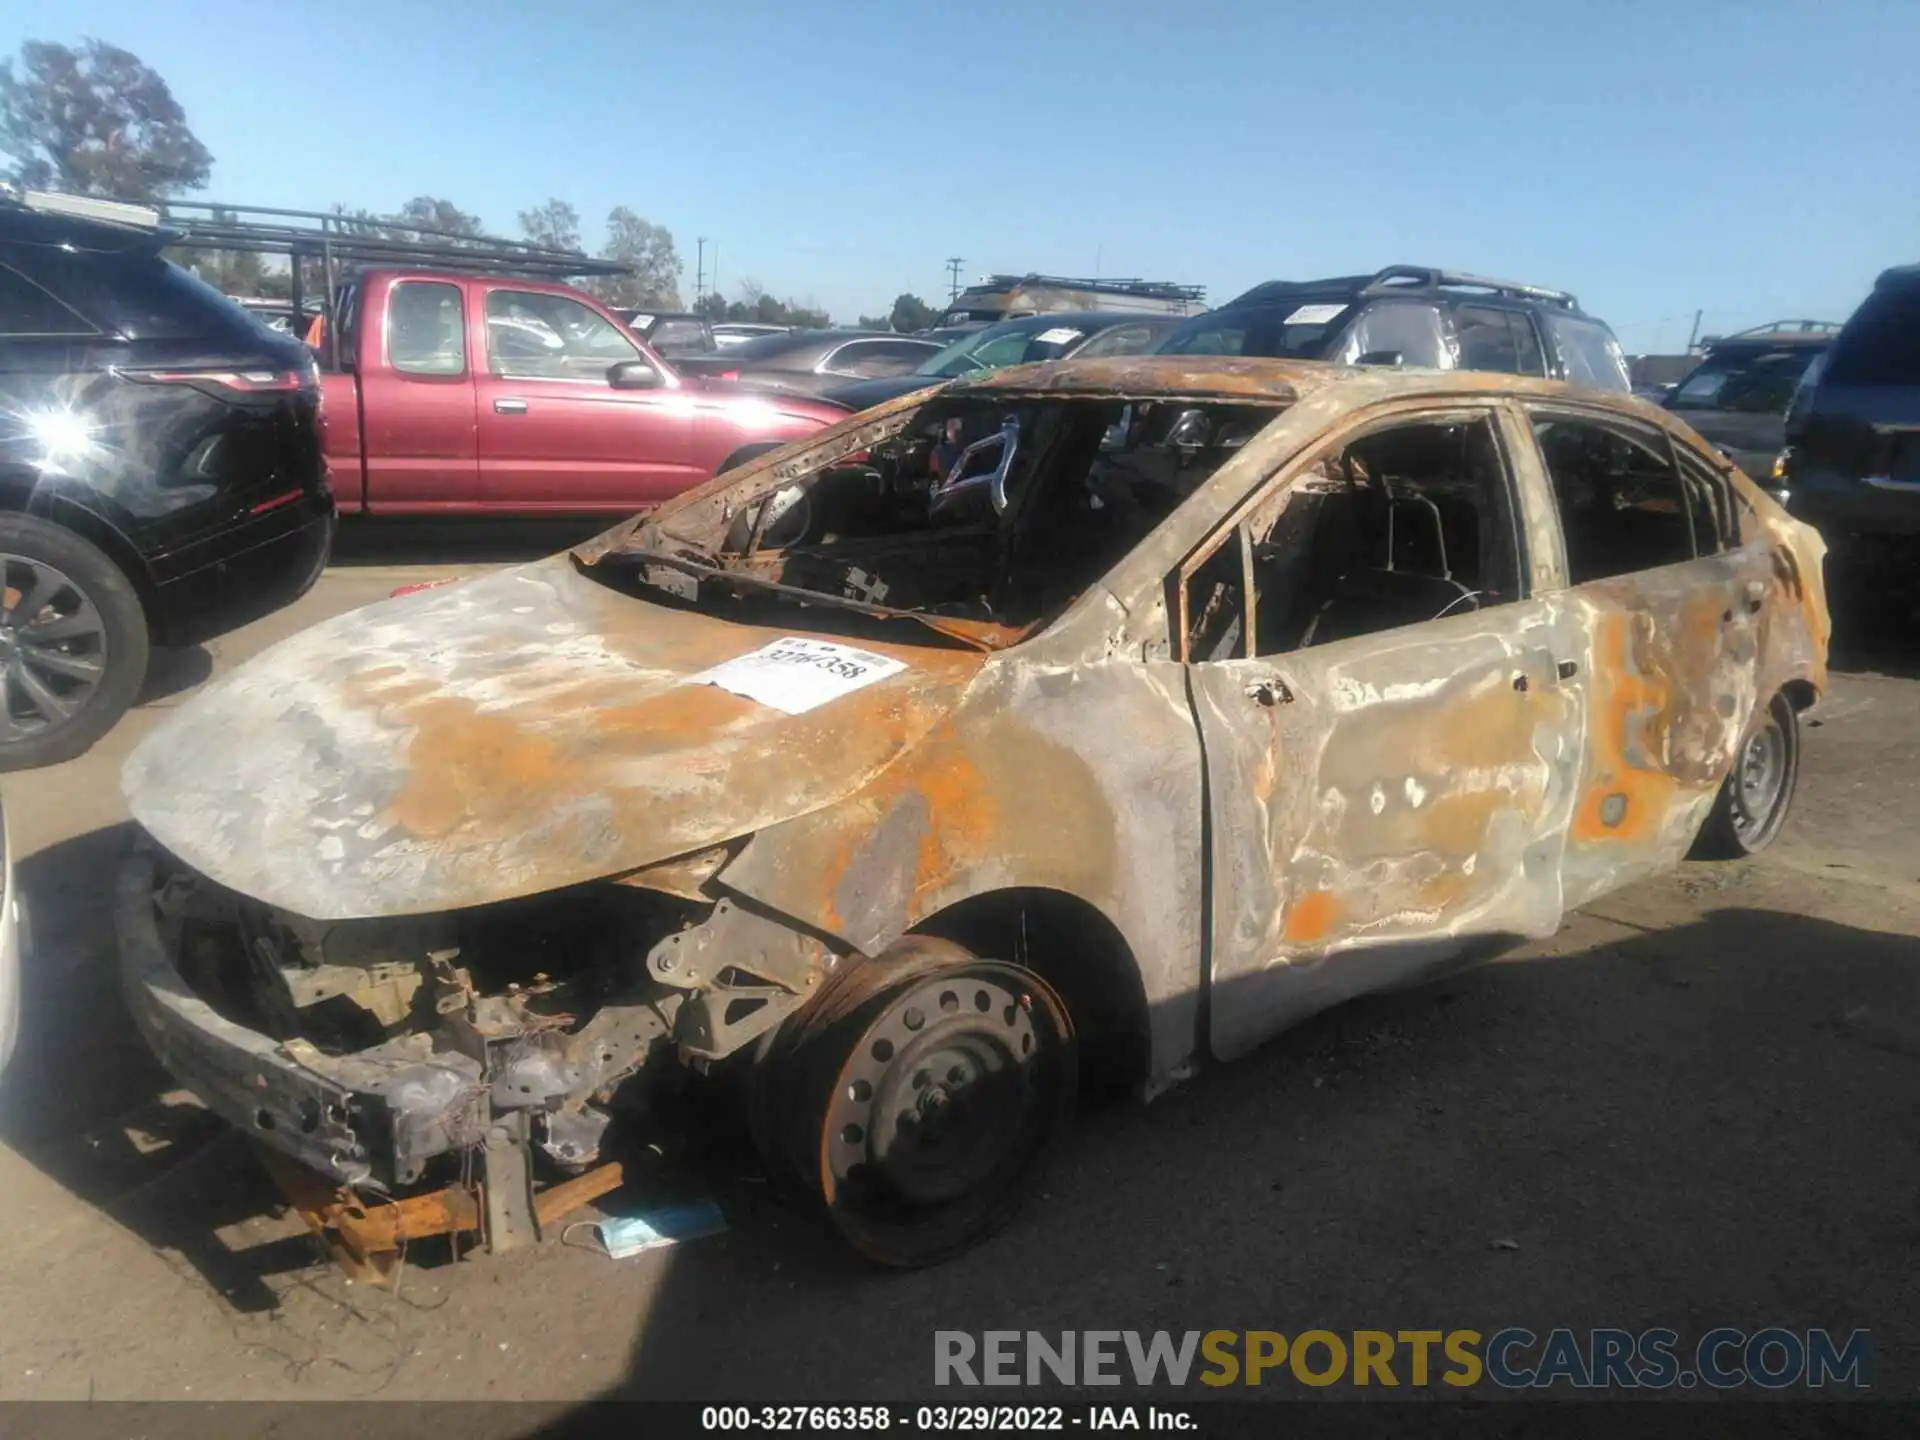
1731 707 1788 846
0 554 108 741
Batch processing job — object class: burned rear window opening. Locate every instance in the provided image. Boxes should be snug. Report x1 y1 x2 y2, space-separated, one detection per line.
583 393 1290 648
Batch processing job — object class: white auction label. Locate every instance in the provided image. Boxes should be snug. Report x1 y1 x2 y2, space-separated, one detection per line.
1032 326 1084 345
1283 303 1348 325
689 636 907 714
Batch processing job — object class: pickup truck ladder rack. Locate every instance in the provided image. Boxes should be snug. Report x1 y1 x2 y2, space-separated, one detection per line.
155 202 632 369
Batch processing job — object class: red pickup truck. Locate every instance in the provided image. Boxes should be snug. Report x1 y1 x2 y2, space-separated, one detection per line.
318 270 843 515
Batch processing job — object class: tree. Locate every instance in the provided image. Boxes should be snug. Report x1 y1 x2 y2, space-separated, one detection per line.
328 203 396 239
518 198 580 253
392 196 485 242
594 206 682 308
0 38 211 198
857 313 889 330
888 293 940 332
699 280 828 328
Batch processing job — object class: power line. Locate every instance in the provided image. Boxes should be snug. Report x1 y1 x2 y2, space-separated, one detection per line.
946 257 965 303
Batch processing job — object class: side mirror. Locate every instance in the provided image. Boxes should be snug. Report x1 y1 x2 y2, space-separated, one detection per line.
608 360 662 389
1355 349 1405 368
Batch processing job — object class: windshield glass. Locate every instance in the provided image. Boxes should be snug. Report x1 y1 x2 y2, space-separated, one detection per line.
915 319 1093 378
583 391 1287 649
1670 347 1823 414
1546 314 1632 392
1156 301 1350 360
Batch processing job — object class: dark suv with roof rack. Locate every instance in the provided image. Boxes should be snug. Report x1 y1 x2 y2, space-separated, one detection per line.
1154 265 1632 392
1664 321 1840 483
0 190 333 769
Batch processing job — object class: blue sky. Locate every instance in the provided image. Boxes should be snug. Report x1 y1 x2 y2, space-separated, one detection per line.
4 0 1914 351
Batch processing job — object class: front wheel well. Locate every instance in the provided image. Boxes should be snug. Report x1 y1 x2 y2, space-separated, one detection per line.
913 888 1150 1098
1780 677 1819 713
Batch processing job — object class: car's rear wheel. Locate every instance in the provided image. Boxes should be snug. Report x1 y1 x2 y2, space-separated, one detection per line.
1693 691 1800 858
758 937 1075 1267
0 515 149 772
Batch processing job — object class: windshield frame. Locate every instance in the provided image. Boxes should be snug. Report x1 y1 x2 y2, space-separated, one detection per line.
575 378 1300 653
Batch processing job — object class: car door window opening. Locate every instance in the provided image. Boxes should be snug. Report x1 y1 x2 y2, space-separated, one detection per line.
485 289 641 381
387 280 466 376
1180 413 1521 661
1530 411 1704 582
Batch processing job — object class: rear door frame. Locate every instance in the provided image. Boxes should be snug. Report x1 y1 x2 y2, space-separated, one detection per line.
1510 398 1768 907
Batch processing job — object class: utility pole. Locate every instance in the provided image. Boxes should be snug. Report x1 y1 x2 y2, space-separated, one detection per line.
695 237 709 304
946 257 965 303
1685 308 1703 353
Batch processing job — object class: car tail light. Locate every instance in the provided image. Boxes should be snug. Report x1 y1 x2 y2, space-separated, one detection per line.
123 368 309 394
718 371 740 382
249 488 307 516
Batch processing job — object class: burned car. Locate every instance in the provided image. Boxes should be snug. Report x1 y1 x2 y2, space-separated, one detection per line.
117 357 1829 1267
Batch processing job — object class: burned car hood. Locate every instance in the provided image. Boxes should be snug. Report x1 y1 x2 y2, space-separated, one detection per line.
123 557 987 921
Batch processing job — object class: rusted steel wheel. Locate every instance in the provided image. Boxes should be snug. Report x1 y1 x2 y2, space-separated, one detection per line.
1694 690 1801 858
766 937 1075 1267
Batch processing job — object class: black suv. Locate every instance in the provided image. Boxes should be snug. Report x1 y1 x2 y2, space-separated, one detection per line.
1664 322 1840 483
0 191 333 769
1155 265 1632 392
1777 265 1920 536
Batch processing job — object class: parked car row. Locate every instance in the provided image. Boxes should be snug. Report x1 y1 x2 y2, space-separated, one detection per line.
0 181 1906 779
671 327 947 397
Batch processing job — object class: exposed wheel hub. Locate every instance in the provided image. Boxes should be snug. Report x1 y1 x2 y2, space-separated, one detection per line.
774 944 1076 1267
830 972 1041 1206
1733 712 1787 841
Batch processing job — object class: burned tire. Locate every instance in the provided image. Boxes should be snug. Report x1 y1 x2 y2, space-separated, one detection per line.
0 515 149 772
1692 691 1800 859
757 937 1075 1267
